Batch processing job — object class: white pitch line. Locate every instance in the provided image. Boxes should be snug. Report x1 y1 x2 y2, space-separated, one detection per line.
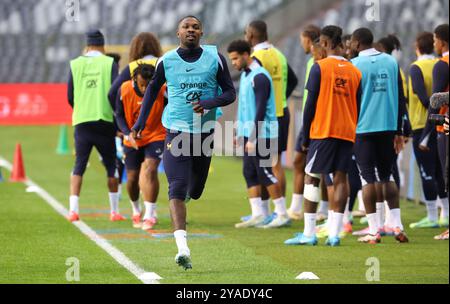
0 157 162 284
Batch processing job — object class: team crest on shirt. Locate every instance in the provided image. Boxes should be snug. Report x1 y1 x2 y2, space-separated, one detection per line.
166 142 172 150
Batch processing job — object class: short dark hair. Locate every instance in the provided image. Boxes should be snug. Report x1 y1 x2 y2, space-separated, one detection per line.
178 15 203 28
416 32 435 55
321 25 343 49
302 24 321 41
435 24 449 44
352 28 374 47
133 63 155 82
227 40 251 55
248 20 268 41
378 34 402 54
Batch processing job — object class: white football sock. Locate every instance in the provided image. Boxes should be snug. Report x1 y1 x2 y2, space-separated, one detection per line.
425 200 438 222
303 213 317 238
261 199 271 217
438 197 449 219
144 201 157 220
109 192 120 213
174 230 189 254
318 200 329 215
130 200 141 216
273 197 288 216
249 197 264 218
327 210 334 231
329 212 344 238
289 194 303 213
376 202 385 230
343 199 351 224
357 191 365 212
69 195 79 213
389 208 404 230
384 201 392 228
367 213 378 235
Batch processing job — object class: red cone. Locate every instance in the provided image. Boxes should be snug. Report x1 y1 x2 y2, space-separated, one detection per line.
10 143 26 182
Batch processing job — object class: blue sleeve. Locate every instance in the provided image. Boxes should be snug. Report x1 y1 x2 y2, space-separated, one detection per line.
198 53 236 109
300 63 321 148
410 64 430 109
68 68 74 108
114 87 131 135
250 73 271 140
109 66 131 111
107 62 119 111
132 60 166 132
433 60 449 93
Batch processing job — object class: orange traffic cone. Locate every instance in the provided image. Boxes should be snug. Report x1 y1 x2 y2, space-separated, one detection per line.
10 143 26 182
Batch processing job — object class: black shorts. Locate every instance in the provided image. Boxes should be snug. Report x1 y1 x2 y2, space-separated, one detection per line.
305 138 353 175
163 130 214 201
73 121 117 178
354 132 396 185
242 138 278 188
277 107 290 153
295 130 306 154
124 141 164 171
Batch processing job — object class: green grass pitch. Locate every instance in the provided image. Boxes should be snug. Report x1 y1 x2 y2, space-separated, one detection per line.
0 126 448 284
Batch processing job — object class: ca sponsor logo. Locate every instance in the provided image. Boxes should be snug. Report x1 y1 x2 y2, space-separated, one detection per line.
86 80 97 89
186 91 203 103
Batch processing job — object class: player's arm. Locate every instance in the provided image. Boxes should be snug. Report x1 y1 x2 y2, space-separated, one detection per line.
286 63 298 99
432 60 449 94
67 68 74 108
300 63 321 150
197 53 236 110
114 87 131 136
249 73 271 142
109 62 119 111
410 64 430 109
108 66 131 111
131 59 166 135
419 61 448 148
397 68 410 136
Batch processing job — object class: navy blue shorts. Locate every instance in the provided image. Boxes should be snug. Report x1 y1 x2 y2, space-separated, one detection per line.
242 138 278 188
73 121 117 178
412 130 447 200
277 107 290 153
124 141 164 171
163 130 214 201
305 138 353 175
354 132 396 185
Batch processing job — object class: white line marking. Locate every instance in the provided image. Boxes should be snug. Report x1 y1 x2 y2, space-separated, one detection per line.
0 157 162 284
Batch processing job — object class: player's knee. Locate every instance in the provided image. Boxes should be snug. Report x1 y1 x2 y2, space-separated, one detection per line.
169 180 188 200
304 182 320 203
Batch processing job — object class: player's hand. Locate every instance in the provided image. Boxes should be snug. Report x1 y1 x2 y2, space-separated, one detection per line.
245 141 256 153
116 131 124 139
192 101 204 115
394 135 405 154
128 131 139 150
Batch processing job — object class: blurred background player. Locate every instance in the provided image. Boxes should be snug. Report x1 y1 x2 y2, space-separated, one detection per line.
227 40 288 229
67 29 123 222
109 32 163 105
423 24 449 240
408 32 448 230
131 16 236 270
285 25 361 247
288 25 321 222
350 28 409 244
115 63 166 230
243 20 298 226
